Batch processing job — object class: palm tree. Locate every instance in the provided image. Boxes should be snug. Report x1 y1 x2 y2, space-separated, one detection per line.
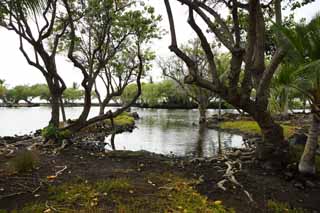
270 64 297 117
280 14 320 174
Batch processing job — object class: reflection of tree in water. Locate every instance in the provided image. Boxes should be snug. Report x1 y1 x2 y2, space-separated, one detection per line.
195 124 207 157
223 134 233 150
217 129 222 155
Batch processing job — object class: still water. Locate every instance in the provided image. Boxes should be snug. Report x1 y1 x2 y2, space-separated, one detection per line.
0 107 243 157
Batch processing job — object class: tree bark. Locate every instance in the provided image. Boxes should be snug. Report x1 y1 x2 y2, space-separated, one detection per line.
218 98 222 120
253 110 288 165
199 105 207 124
50 93 60 127
76 85 93 127
299 113 319 174
60 97 67 123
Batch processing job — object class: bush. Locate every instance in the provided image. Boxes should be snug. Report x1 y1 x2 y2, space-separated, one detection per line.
8 151 39 173
41 124 72 141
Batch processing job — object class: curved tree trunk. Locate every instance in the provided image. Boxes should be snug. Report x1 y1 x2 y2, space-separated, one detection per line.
254 110 287 164
299 113 319 174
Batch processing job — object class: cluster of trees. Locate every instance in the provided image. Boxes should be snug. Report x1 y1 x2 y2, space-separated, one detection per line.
0 81 83 104
0 0 161 132
163 0 319 174
121 80 194 107
0 0 319 175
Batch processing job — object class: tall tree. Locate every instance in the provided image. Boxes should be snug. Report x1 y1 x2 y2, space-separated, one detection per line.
62 0 160 130
163 0 289 164
279 15 320 174
0 0 68 127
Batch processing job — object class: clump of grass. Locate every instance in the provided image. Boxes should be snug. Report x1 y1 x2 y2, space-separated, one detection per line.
95 178 131 194
48 182 99 208
8 150 39 173
267 200 306 213
219 120 296 138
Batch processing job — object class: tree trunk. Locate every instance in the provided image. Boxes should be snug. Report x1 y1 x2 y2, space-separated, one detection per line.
299 113 319 174
110 116 116 150
218 98 222 120
198 105 207 124
50 93 60 127
196 124 206 157
77 86 92 124
282 88 289 117
60 97 67 123
254 110 288 165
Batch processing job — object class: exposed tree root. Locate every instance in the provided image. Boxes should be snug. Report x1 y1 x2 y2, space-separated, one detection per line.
216 151 254 203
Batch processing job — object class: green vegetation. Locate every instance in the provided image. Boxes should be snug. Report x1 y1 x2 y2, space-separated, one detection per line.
219 120 296 138
104 112 135 127
8 151 39 173
267 200 306 213
15 175 232 213
41 124 72 141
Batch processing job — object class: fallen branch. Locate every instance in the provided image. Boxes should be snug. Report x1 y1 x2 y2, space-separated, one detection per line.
0 191 26 200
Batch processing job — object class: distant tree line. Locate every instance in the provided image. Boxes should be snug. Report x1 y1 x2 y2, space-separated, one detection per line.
0 81 83 104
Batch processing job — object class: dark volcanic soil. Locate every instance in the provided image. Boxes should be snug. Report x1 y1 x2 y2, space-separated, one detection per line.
0 143 320 212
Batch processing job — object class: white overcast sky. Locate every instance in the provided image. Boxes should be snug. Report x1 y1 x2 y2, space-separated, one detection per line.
0 0 319 88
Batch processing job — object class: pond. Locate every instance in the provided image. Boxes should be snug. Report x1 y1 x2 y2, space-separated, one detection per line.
0 107 243 157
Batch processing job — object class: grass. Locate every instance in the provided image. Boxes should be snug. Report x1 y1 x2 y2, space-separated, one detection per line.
219 120 296 138
7 150 39 173
13 174 233 213
267 200 306 213
82 112 135 133
104 112 135 127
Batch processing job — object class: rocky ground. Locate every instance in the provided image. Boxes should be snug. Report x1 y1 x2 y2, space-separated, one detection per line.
0 112 319 212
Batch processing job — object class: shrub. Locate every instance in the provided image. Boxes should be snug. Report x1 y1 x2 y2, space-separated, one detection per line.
8 150 39 173
41 124 72 141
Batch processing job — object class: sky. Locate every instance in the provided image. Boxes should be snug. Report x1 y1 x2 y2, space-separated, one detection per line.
0 0 319 88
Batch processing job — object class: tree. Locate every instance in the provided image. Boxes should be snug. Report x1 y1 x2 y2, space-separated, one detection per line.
62 87 83 104
31 84 51 103
0 79 7 103
60 1 160 132
6 85 33 103
163 0 290 164
279 15 320 174
159 39 231 123
62 0 161 130
0 0 69 127
95 47 155 115
270 64 297 116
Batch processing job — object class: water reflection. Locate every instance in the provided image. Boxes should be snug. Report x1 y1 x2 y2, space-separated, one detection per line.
0 107 243 157
112 108 243 157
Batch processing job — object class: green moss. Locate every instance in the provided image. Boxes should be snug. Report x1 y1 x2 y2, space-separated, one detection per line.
104 112 135 127
267 200 306 213
219 120 296 138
